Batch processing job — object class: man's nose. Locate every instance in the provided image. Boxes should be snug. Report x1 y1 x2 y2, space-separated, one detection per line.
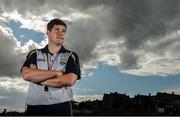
55 31 61 34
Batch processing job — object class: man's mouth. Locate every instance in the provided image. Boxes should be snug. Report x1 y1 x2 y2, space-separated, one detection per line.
57 36 63 39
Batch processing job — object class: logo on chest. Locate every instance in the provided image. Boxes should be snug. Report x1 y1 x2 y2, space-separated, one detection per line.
59 59 67 66
59 52 71 66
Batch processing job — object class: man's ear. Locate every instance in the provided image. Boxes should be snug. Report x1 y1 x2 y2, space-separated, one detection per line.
46 31 48 35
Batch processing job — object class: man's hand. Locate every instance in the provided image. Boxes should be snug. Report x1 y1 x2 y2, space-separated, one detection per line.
30 64 37 69
57 71 64 76
41 71 64 86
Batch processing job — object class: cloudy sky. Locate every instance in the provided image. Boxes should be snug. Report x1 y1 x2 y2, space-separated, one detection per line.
0 0 180 111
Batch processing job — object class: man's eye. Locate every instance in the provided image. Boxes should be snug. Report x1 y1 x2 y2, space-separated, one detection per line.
54 28 65 33
55 29 59 31
62 29 66 32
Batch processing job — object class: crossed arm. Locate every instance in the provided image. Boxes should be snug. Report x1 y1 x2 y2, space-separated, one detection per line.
21 65 77 88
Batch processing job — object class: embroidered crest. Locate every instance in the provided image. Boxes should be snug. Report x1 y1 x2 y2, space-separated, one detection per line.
59 52 72 66
60 61 66 65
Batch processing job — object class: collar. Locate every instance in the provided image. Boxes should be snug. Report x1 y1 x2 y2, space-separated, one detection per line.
42 45 67 55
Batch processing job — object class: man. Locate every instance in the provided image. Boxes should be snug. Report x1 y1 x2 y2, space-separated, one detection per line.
21 18 81 116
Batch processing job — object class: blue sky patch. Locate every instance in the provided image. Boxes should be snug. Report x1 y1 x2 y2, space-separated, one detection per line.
8 20 44 45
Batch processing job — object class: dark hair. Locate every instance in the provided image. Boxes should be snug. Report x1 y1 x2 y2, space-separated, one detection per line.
47 19 67 31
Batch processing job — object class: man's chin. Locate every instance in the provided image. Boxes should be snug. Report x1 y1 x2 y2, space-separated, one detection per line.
55 41 64 46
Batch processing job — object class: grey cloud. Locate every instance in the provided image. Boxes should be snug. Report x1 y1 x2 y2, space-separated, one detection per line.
0 31 21 77
107 0 179 49
72 0 180 39
120 50 138 70
65 18 103 64
146 35 180 57
0 0 46 15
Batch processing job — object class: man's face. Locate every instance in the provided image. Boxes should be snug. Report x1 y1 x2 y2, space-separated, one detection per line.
47 25 66 45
